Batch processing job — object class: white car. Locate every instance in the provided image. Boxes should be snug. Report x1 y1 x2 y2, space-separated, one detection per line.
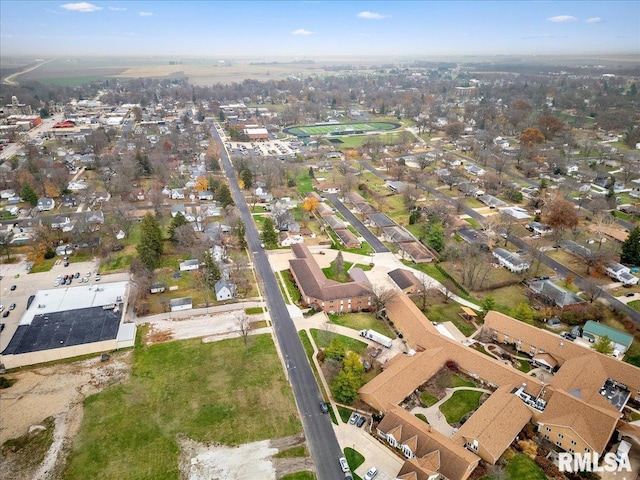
364 467 378 480
339 457 349 473
0 305 4 312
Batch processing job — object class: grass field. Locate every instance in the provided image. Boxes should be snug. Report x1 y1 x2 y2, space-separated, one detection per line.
440 390 483 424
284 122 399 137
328 312 395 337
309 328 368 354
505 454 547 480
63 334 301 480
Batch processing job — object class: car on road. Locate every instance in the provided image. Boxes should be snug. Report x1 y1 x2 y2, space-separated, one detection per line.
339 457 349 473
364 467 378 480
319 402 329 414
9 303 16 310
356 416 366 428
349 412 360 425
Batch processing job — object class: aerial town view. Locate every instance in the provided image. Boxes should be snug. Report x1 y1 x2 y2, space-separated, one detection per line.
1 1 640 479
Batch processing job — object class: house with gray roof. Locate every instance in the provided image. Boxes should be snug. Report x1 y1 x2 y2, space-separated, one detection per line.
492 248 529 273
528 279 585 309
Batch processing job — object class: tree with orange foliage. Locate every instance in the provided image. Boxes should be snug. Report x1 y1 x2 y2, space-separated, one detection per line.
302 197 319 216
519 128 545 148
194 176 208 192
542 194 579 241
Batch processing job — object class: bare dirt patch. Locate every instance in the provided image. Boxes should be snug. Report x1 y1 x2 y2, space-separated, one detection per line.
0 351 132 480
178 433 313 480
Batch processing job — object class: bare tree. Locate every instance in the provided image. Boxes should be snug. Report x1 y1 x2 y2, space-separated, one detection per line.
236 311 251 349
371 287 398 320
583 280 604 304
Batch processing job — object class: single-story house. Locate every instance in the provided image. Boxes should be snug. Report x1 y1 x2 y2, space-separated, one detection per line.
170 297 192 312
582 320 634 355
492 248 530 273
179 259 200 271
150 283 166 294
388 269 423 295
37 197 55 211
215 279 237 301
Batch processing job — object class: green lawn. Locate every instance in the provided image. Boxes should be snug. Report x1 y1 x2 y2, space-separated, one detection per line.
450 375 476 388
245 307 265 315
419 391 439 407
63 334 301 480
338 406 355 423
328 312 395 337
627 300 640 311
439 390 483 424
415 413 429 424
310 329 368 354
505 454 547 480
297 175 314 195
280 270 302 303
274 445 308 458
322 261 354 281
280 472 316 480
420 301 477 337
344 447 365 472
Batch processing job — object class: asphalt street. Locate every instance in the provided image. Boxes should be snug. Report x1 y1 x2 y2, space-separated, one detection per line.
323 193 389 253
209 122 344 480
360 162 640 325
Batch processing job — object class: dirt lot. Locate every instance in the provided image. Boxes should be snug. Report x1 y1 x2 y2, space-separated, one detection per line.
0 351 132 480
0 315 312 479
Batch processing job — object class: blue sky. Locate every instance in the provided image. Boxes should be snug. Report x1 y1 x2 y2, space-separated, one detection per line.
1 1 638 57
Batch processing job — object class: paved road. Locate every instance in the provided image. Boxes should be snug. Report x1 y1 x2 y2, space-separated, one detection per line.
360 161 640 325
209 122 344 480
323 193 389 253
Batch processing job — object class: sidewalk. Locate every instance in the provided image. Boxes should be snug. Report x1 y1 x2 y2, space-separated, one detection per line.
410 386 492 437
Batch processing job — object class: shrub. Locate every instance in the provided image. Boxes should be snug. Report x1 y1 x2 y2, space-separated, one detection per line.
44 247 56 260
518 439 538 459
445 360 459 372
0 376 11 389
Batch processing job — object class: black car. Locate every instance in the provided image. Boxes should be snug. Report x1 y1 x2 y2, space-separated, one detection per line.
319 402 329 414
2 311 9 318
10 285 16 291
356 416 366 428
0 323 4 332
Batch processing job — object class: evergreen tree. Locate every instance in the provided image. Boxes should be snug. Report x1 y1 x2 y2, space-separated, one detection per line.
426 221 444 253
236 222 247 250
593 335 614 355
168 212 188 242
136 213 164 270
21 182 38 206
202 250 222 288
217 184 234 208
260 218 278 248
135 150 152 176
621 226 640 265
308 166 314 179
241 169 253 189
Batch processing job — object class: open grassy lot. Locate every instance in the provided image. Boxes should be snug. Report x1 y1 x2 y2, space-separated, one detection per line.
280 471 316 480
328 312 395 337
440 390 483 424
421 301 477 337
63 334 301 480
285 122 399 137
310 328 368 354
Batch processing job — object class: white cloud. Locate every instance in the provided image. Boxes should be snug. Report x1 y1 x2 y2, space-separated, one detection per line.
357 11 389 20
586 17 602 23
109 6 127 11
139 11 153 17
292 29 314 35
60 2 102 12
547 15 578 23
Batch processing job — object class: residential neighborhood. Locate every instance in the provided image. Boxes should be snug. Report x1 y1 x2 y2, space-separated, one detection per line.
0 4 639 478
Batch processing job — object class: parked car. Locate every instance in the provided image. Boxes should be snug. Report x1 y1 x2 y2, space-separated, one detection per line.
339 457 350 473
349 412 360 425
625 292 635 297
95 274 101 281
9 303 16 310
0 305 4 312
364 467 378 480
10 285 16 291
0 323 4 332
2 311 10 318
356 416 366 428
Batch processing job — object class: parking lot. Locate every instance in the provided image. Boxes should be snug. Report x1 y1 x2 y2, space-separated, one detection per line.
0 256 103 353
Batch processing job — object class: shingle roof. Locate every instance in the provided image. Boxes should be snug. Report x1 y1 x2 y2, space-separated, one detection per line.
528 279 585 307
388 269 422 291
378 405 480 480
399 242 435 263
289 244 372 302
453 386 532 464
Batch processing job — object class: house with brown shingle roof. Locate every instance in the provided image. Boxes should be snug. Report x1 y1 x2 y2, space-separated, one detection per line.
378 405 480 480
388 268 423 295
384 293 439 349
288 244 372 313
399 241 435 263
453 386 532 464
